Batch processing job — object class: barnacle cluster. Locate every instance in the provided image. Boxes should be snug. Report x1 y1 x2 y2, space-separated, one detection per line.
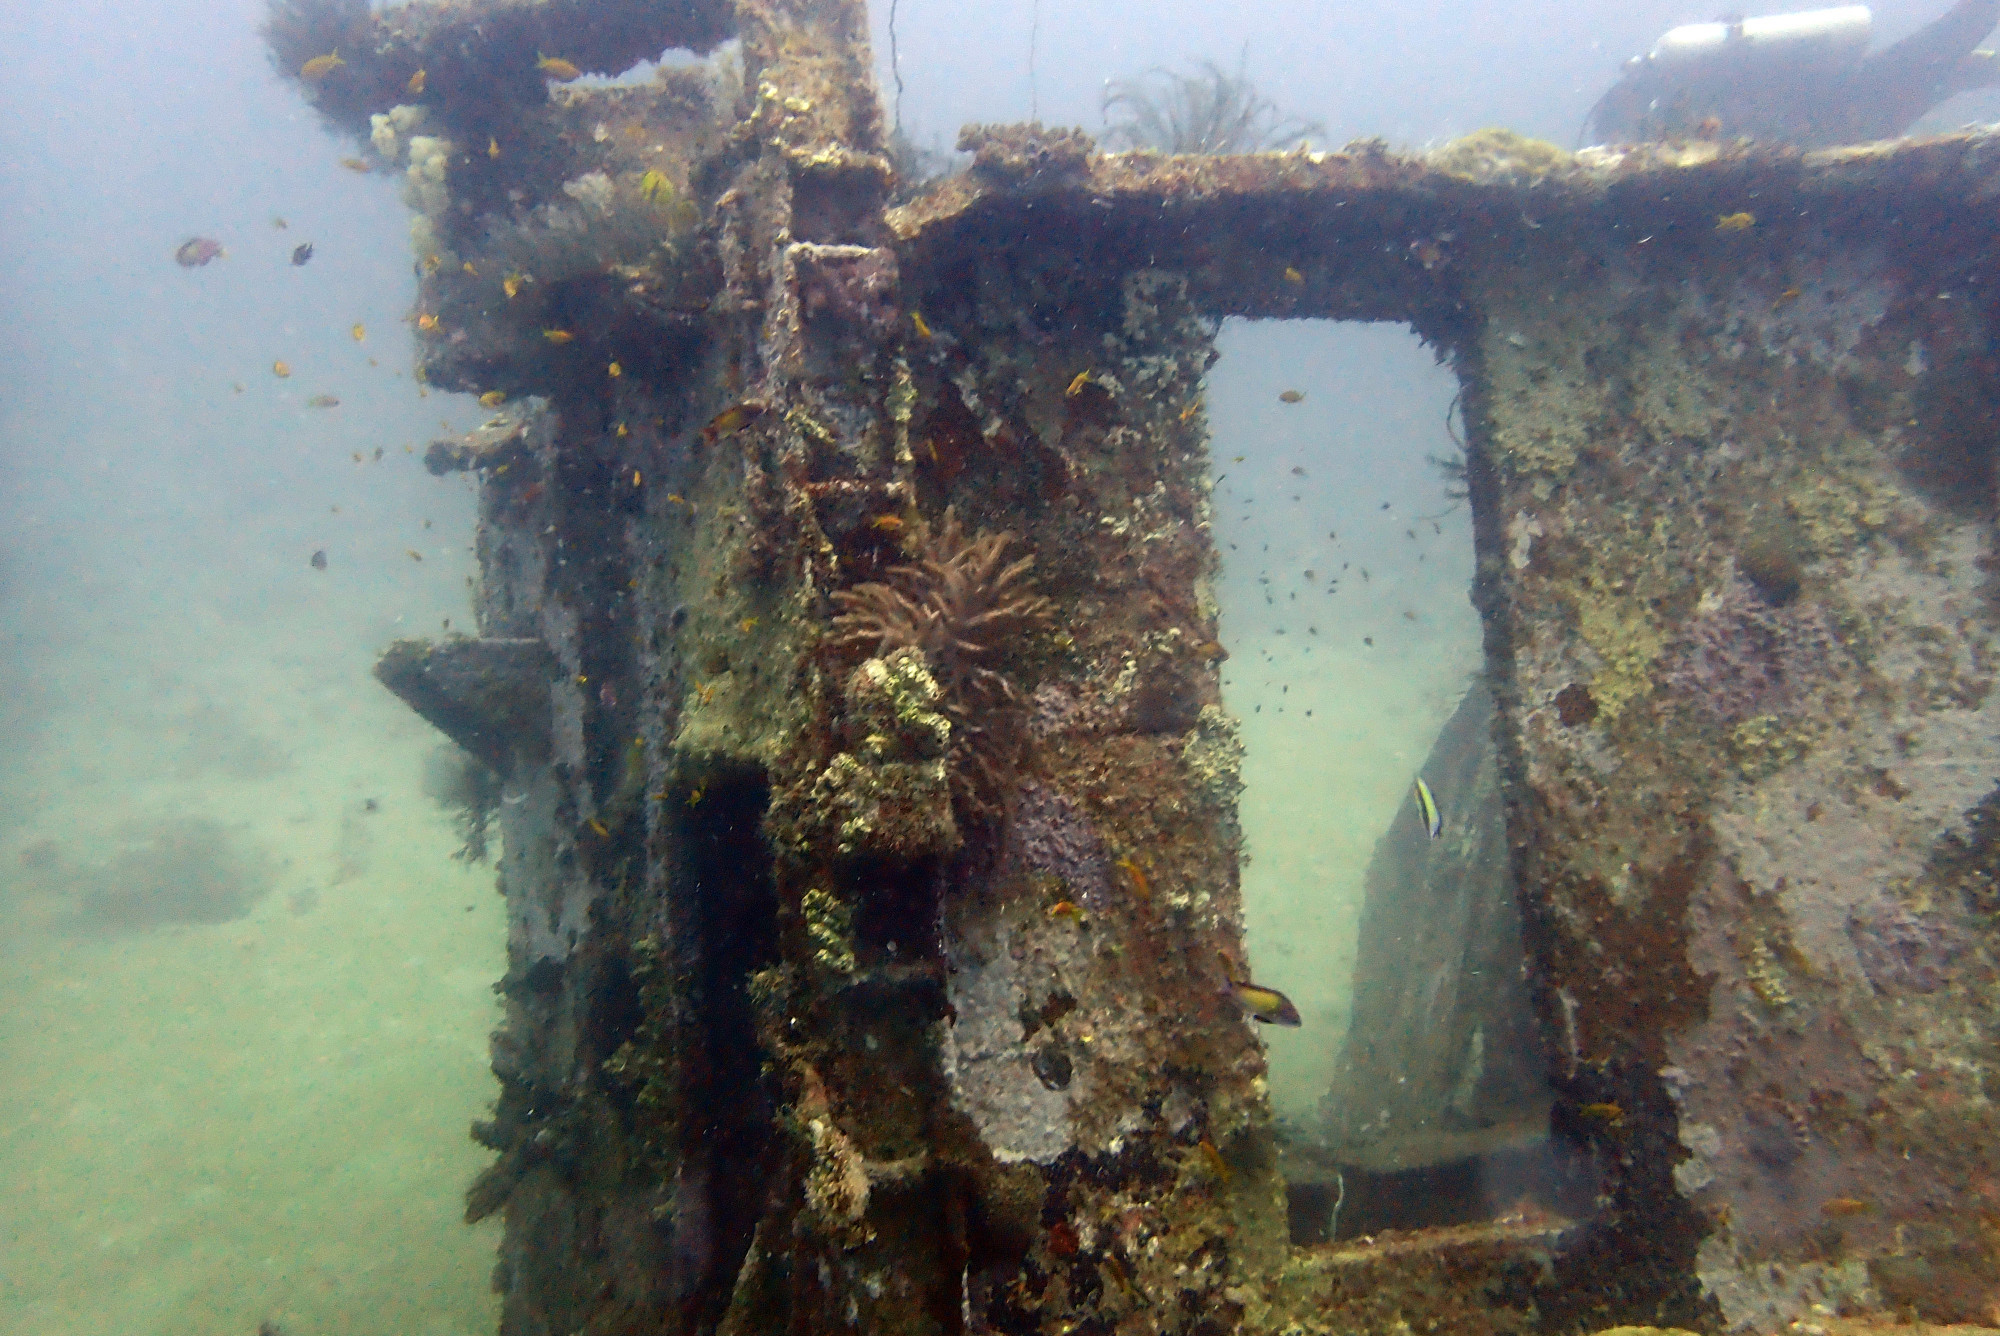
830 509 1051 819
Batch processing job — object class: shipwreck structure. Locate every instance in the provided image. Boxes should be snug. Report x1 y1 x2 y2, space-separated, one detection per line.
275 0 2000 1330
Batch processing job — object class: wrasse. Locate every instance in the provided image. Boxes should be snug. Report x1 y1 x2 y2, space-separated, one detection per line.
607 361 622 377
1715 211 1756 232
487 138 500 159
1179 397 1202 423
701 401 765 445
1413 775 1442 839
868 514 904 533
502 272 525 298
1194 1138 1232 1182
1221 953 1301 1025
406 68 426 96
416 312 440 332
1821 1197 1874 1217
339 157 371 173
1282 266 1304 284
479 390 506 407
542 329 574 344
639 169 673 204
1114 856 1150 900
1065 369 1093 397
1047 900 1085 924
537 54 583 81
1578 1101 1625 1129
910 310 933 339
300 50 345 80
1232 980 1302 1026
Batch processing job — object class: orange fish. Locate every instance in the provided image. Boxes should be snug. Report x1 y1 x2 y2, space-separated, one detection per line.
300 51 344 80
272 360 292 378
537 54 583 81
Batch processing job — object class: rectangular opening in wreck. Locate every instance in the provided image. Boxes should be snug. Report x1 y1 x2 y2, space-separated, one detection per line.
1206 318 1578 1242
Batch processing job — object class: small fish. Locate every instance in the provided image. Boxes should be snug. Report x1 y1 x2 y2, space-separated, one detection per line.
1282 266 1304 284
542 329 574 344
406 549 424 561
1821 1197 1874 1217
607 361 622 377
910 310 933 339
487 138 500 160
1413 776 1442 839
231 382 245 393
1715 211 1756 232
417 312 440 332
305 393 340 408
421 252 441 272
537 54 583 81
479 390 506 407
174 237 224 268
502 272 525 298
1291 465 1307 476
291 243 314 266
1065 369 1093 397
300 50 345 80
1047 900 1085 924
1114 855 1150 900
1190 640 1227 663
1773 286 1801 308
868 514 904 533
309 549 328 570
615 422 629 438
272 360 292 378
1578 1102 1626 1129
462 260 479 276
586 818 609 837
1180 397 1202 422
639 169 673 204
372 446 383 461
406 68 426 96
351 323 365 341
738 617 759 633
1194 1138 1232 1181
271 216 288 229
1278 389 1305 404
339 157 371 173
1232 980 1303 1026
701 402 764 445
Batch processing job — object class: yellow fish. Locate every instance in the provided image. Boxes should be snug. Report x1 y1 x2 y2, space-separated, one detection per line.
701 402 763 445
339 157 371 173
351 323 365 341
537 54 582 81
480 390 506 407
300 51 344 80
1232 980 1302 1026
1221 952 1301 1026
542 329 574 344
463 261 479 276
1065 369 1092 397
1179 397 1202 423
502 272 525 299
1047 900 1085 924
416 312 440 332
1283 266 1304 284
615 423 629 438
1114 856 1150 900
1413 776 1442 839
639 169 673 204
406 68 426 96
1578 1102 1626 1130
1278 389 1305 404
487 137 500 159
910 310 933 340
607 361 622 378
272 360 292 378
421 253 441 272
1716 212 1756 232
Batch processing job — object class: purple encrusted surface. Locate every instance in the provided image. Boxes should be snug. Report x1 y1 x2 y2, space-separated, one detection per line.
1661 576 1837 725
1005 781 1114 909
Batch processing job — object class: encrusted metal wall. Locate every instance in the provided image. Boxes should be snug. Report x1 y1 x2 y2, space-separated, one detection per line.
278 1 2000 1330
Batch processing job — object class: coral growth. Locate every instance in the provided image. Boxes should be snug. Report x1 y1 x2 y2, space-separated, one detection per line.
1661 575 1837 727
830 509 1051 818
1429 129 1574 186
1100 58 1323 154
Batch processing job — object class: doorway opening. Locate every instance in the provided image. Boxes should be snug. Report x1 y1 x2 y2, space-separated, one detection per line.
1206 320 1584 1243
